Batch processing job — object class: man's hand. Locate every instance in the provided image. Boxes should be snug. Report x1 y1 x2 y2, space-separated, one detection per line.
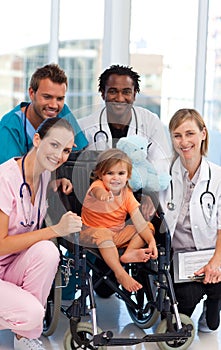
141 195 155 221
50 178 73 195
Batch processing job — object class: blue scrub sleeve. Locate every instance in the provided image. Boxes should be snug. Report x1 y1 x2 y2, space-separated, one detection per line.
0 116 31 164
59 104 88 151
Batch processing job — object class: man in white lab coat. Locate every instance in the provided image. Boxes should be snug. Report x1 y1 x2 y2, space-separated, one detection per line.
78 64 172 174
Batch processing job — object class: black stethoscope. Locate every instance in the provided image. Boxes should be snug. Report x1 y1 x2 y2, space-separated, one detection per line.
167 161 215 224
93 106 138 144
20 154 43 229
166 162 177 210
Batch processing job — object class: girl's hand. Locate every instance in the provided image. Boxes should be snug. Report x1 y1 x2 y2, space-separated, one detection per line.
99 190 114 202
52 211 82 236
92 187 114 202
148 240 158 259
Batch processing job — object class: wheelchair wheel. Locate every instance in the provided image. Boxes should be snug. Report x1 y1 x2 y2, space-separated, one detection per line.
156 313 195 350
124 264 160 328
63 322 107 350
42 266 62 336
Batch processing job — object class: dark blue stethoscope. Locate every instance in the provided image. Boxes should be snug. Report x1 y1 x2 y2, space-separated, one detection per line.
24 103 31 153
167 161 215 224
20 154 43 229
93 105 138 143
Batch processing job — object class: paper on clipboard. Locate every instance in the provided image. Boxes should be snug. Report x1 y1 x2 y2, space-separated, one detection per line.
173 249 215 283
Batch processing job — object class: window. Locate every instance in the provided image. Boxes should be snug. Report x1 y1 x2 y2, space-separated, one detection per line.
205 0 221 131
130 0 198 123
0 0 51 115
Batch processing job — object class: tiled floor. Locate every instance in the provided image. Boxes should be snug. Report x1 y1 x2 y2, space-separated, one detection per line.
1 293 221 350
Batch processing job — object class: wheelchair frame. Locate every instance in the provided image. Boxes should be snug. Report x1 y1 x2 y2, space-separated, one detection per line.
43 150 195 350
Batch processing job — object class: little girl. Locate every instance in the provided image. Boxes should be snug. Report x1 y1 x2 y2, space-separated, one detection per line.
80 148 158 292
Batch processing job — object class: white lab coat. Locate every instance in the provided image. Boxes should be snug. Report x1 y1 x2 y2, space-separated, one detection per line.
160 157 221 250
78 105 172 172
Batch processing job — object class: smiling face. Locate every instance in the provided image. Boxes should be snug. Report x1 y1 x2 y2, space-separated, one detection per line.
33 126 74 172
29 78 66 126
100 161 129 196
171 118 206 165
101 74 137 126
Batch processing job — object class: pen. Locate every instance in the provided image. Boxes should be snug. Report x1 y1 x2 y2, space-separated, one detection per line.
187 274 205 281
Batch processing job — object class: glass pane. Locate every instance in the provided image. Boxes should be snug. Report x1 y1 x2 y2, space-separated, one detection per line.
204 0 221 165
0 0 51 116
205 0 221 131
0 0 105 119
130 0 198 124
59 0 104 118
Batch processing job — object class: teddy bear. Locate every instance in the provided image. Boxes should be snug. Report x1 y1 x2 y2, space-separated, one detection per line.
116 135 171 192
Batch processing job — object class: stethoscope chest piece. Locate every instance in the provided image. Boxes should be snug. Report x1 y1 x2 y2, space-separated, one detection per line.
167 161 215 225
167 201 175 211
94 105 138 145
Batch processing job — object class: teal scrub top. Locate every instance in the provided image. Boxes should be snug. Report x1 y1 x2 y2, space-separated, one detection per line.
0 102 88 164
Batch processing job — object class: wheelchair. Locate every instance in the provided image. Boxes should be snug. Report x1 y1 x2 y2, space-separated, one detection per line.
43 150 195 350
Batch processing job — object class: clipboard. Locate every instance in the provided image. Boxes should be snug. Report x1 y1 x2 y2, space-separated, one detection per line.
173 249 215 283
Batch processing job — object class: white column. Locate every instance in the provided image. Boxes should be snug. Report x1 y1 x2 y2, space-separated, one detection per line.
48 0 60 63
194 0 209 114
102 0 131 69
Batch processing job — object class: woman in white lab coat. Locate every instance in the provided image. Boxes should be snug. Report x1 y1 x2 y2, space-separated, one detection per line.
161 108 221 332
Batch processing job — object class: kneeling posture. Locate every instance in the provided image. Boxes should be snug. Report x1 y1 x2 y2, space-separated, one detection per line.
0 117 82 350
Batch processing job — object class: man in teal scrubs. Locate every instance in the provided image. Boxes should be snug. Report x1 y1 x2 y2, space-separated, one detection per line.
0 63 88 164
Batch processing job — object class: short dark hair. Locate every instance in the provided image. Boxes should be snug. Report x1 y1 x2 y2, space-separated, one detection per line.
98 64 140 93
36 117 74 140
30 63 68 92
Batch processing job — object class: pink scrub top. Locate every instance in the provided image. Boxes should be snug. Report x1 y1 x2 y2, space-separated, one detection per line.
0 158 51 264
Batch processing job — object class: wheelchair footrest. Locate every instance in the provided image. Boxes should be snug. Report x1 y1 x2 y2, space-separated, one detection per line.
93 324 193 346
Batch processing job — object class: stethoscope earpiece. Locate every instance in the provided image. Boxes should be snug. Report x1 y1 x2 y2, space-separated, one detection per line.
20 220 34 227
